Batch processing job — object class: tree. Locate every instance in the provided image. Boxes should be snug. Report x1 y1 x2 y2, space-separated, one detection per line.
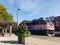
0 4 13 21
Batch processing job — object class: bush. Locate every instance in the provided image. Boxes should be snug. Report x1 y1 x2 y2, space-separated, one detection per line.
15 24 31 37
23 31 31 37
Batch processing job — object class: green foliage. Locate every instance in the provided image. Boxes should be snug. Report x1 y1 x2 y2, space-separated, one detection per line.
23 31 31 37
12 22 17 28
0 4 13 21
16 25 31 37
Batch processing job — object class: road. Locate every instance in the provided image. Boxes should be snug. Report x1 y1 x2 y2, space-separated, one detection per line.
31 35 60 43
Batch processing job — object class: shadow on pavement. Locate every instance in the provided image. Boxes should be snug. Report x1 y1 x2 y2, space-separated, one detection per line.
1 41 24 44
55 34 60 37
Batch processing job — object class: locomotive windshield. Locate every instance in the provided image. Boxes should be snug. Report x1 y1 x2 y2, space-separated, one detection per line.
45 19 53 24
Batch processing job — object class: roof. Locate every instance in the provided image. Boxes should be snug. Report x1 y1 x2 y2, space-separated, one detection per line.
20 20 31 24
0 20 16 26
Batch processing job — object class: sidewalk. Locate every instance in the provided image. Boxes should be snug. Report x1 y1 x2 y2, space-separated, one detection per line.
0 34 24 45
0 34 60 45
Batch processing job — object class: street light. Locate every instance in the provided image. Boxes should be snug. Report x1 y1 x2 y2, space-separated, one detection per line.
17 9 20 29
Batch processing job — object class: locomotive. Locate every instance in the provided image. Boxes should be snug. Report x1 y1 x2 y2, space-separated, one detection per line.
20 18 55 36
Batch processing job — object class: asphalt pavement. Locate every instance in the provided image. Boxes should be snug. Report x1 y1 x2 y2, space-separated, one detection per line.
0 34 60 45
31 35 60 43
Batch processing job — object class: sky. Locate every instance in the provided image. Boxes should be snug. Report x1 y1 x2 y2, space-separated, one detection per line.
0 0 60 23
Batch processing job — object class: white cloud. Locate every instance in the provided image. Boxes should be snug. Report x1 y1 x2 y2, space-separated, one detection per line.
20 0 38 11
15 0 60 17
28 3 47 16
16 0 46 17
4 0 14 4
8 0 14 4
17 0 44 12
28 11 39 16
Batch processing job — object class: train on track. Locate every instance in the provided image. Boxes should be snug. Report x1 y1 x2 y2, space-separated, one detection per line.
20 16 60 36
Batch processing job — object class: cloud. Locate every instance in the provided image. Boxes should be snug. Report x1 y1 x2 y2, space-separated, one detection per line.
28 5 45 17
3 0 14 4
44 0 60 16
16 0 46 17
0 0 5 4
7 0 14 4
8 0 14 4
0 0 14 6
17 0 44 12
28 11 39 16
28 3 48 16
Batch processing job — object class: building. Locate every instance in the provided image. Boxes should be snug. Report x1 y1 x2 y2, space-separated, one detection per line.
0 20 15 36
